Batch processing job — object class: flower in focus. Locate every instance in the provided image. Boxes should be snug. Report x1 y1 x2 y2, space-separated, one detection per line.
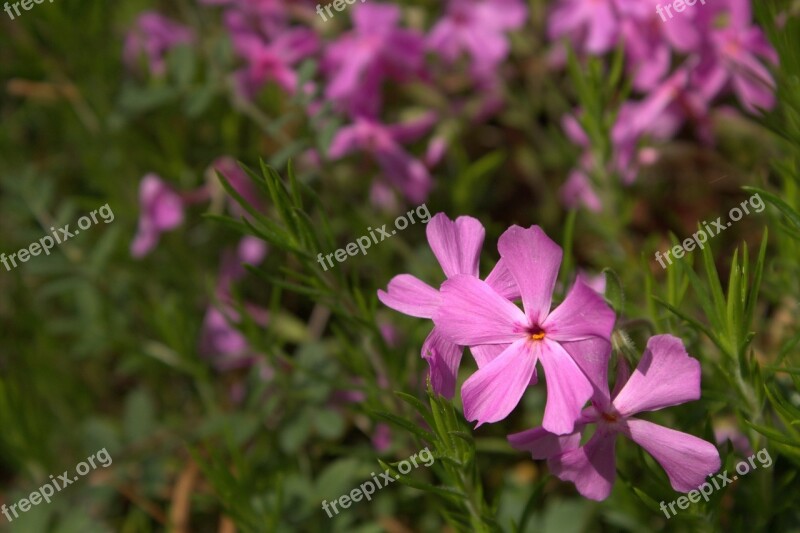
378 213 519 398
508 335 721 500
123 12 194 76
131 174 186 258
434 225 616 432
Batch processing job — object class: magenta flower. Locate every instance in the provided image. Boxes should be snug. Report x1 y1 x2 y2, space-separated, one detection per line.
328 115 436 203
131 174 186 258
690 0 778 113
508 335 721 501
123 12 194 76
323 3 425 117
230 28 319 97
434 225 615 433
378 213 519 399
201 239 269 371
427 0 526 77
205 0 293 38
548 0 619 55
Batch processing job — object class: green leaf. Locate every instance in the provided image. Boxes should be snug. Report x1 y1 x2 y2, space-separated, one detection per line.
744 187 800 232
602 267 625 315
370 410 436 443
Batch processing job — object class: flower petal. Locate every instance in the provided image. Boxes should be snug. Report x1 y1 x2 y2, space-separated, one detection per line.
435 275 527 346
461 338 537 426
543 279 616 342
549 429 618 501
623 418 721 492
377 274 440 318
539 340 594 434
426 213 485 278
422 327 464 399
559 336 612 406
612 334 701 417
498 225 562 325
484 258 520 300
508 426 582 460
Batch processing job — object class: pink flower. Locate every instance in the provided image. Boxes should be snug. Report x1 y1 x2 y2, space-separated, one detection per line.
205 0 294 38
323 3 425 118
201 241 269 371
131 174 186 258
378 213 518 398
200 305 259 370
231 28 319 97
548 0 619 55
509 335 721 501
690 0 778 113
434 225 615 432
428 0 527 78
328 115 436 203
123 12 194 76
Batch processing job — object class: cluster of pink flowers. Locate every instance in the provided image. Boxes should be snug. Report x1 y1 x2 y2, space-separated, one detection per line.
123 0 528 204
131 161 270 373
550 0 778 210
379 213 720 500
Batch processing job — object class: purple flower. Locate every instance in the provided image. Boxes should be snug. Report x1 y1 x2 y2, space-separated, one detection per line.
328 114 436 203
205 0 293 38
427 0 526 78
378 213 519 399
123 12 194 76
322 3 425 118
231 28 319 97
201 239 269 371
131 174 186 258
548 0 619 55
508 335 721 501
690 0 778 113
434 225 616 433
200 305 259 370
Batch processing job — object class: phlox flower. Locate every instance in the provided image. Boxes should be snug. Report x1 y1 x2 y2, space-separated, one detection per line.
230 28 319 97
123 12 194 77
200 239 269 371
434 225 615 433
690 0 778 113
131 174 186 258
378 213 519 399
328 114 437 203
323 3 425 118
508 335 721 501
427 0 527 78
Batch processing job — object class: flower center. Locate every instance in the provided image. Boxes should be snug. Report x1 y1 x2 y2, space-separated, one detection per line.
528 325 546 341
601 411 619 423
